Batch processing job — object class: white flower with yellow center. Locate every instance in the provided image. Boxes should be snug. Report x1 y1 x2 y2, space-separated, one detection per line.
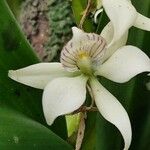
8 27 150 150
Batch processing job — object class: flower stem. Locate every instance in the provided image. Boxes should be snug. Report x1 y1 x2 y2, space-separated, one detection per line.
75 112 86 150
74 84 97 150
79 0 92 29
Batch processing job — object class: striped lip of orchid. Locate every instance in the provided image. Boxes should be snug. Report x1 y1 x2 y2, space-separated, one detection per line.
60 33 107 75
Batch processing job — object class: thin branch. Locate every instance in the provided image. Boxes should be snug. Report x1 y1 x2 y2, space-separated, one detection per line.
71 106 98 115
73 83 98 150
75 112 86 150
79 0 92 29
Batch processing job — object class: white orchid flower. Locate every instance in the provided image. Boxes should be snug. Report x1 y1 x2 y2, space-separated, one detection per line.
95 0 150 44
8 27 150 150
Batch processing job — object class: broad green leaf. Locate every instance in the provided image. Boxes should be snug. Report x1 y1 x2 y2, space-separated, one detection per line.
0 107 72 150
0 0 70 147
0 0 40 123
96 11 108 34
137 109 150 150
6 0 22 18
81 112 96 150
127 0 150 149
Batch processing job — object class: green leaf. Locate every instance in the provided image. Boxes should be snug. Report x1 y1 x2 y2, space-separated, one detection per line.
0 0 40 122
71 0 95 32
0 0 70 147
81 112 96 150
127 0 150 149
0 107 73 150
6 0 22 18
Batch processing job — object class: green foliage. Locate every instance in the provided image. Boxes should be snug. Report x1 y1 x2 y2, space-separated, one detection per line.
72 0 95 32
0 108 72 150
0 0 72 149
6 0 22 18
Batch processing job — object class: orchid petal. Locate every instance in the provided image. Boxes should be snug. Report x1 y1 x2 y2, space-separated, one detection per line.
71 27 86 44
65 27 105 49
94 8 103 24
42 75 88 125
102 0 137 44
90 78 132 150
96 46 150 83
68 27 90 48
101 22 128 61
100 22 114 45
61 27 106 71
8 63 77 89
134 13 150 31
